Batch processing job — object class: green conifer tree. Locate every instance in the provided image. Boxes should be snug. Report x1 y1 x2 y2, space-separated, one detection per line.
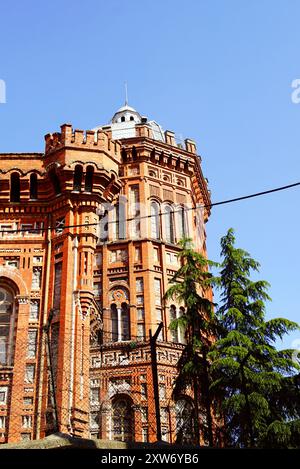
211 228 300 448
164 238 217 446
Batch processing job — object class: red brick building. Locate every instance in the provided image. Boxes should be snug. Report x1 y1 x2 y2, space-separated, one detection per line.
0 104 211 444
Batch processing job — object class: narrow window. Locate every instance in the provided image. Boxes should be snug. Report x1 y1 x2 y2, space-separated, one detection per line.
10 172 20 202
111 304 118 342
164 205 175 244
178 206 187 239
132 146 137 160
121 303 130 341
150 202 160 239
85 166 94 192
73 165 83 191
53 262 62 311
29 173 38 200
169 305 178 343
27 330 38 358
49 169 61 195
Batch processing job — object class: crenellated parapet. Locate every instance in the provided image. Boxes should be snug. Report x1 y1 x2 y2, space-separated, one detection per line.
45 124 121 160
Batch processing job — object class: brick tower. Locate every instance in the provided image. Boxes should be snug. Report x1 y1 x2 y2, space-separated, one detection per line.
0 103 211 444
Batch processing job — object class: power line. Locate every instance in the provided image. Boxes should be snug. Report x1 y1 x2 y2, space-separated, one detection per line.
0 180 299 234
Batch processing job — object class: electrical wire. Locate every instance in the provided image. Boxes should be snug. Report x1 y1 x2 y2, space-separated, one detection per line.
0 180 299 234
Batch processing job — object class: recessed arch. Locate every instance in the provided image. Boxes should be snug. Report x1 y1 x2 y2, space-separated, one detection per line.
111 395 134 442
85 165 94 192
0 278 20 366
150 200 160 239
73 164 83 191
29 173 38 200
10 172 20 202
175 397 196 445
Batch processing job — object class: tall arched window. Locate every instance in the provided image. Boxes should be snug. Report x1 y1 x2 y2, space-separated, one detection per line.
177 206 187 239
178 307 186 344
10 172 20 202
85 166 94 192
175 398 196 445
150 202 160 239
29 173 38 200
132 146 137 160
0 284 17 366
112 398 133 442
110 303 130 342
121 303 130 341
164 205 175 244
111 304 118 342
113 204 120 240
49 169 61 195
73 165 83 191
169 305 178 343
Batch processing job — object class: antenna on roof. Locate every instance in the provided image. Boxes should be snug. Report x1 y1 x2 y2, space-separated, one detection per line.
124 81 128 106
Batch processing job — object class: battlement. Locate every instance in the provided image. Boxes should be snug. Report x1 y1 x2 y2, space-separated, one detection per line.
45 124 122 157
134 124 197 154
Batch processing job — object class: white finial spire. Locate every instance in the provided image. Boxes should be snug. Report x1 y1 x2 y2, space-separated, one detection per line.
124 81 128 106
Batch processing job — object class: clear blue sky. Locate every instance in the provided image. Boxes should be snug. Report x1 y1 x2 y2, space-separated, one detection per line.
0 0 299 349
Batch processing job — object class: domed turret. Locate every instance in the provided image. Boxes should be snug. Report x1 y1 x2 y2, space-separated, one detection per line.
111 104 142 124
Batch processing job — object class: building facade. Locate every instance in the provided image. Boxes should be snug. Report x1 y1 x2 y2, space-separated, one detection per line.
0 104 211 444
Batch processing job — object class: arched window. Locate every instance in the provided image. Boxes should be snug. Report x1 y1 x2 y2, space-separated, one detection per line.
175 398 196 445
29 173 38 200
110 303 130 342
73 165 83 191
113 204 120 240
121 303 130 341
111 304 118 342
85 166 94 192
0 284 17 366
112 398 133 442
164 205 175 244
10 172 20 202
132 146 137 160
121 149 127 163
49 169 61 195
150 202 160 239
121 116 125 122
178 307 186 344
130 116 134 121
169 305 178 343
177 206 187 239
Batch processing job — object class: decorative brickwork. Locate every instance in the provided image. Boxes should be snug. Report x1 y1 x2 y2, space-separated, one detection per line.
0 105 211 444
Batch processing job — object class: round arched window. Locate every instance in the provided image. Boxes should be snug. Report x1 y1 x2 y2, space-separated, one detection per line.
0 285 17 366
175 398 196 444
112 398 133 442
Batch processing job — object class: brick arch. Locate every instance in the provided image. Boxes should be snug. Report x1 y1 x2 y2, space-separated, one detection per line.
109 286 129 307
0 266 28 296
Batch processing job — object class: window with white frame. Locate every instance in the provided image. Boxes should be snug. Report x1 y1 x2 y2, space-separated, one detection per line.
22 415 32 429
29 300 39 321
0 387 8 405
90 387 100 405
27 329 37 358
129 185 140 238
150 201 160 239
31 267 42 290
0 285 17 366
24 364 35 384
177 205 187 239
110 303 130 342
164 205 175 244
